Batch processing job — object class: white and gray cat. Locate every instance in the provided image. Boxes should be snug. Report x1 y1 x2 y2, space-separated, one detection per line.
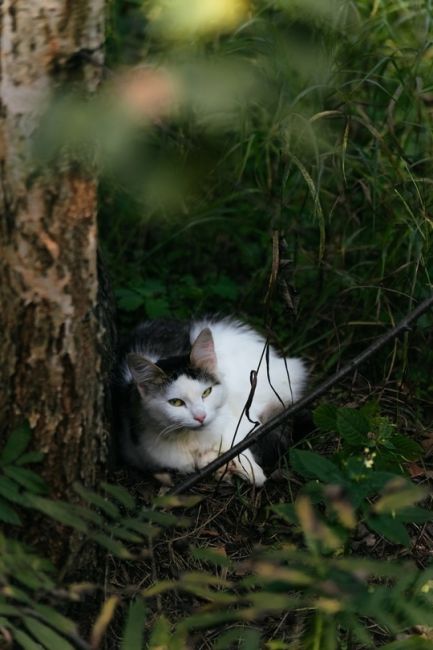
113 317 307 485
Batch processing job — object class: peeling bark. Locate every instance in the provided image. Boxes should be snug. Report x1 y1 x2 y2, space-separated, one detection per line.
0 1 109 496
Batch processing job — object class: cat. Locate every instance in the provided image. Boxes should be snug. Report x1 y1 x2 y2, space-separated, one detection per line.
113 317 307 485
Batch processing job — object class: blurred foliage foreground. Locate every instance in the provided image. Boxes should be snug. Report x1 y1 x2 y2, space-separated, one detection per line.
6 0 433 648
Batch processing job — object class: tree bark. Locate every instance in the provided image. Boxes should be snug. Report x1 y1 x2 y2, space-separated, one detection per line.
0 1 109 497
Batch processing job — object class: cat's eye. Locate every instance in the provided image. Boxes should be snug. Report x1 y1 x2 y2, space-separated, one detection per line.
202 387 212 398
168 398 185 407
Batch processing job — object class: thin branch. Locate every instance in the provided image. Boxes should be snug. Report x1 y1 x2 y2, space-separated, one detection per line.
169 293 433 495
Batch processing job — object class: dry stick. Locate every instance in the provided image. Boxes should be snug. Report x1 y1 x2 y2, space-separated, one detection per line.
169 293 433 496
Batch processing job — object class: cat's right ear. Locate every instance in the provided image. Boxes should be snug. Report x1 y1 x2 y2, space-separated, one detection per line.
127 353 166 394
190 328 217 373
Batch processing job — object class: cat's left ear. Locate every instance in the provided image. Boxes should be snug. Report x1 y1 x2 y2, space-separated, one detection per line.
190 328 217 373
127 353 166 395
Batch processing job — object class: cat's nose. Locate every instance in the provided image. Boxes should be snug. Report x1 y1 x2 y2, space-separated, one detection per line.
194 413 206 424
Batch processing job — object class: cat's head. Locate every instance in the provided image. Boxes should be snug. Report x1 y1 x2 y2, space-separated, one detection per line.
127 328 226 433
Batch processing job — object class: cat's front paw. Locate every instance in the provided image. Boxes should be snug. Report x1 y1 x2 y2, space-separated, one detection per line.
196 448 266 486
231 455 267 486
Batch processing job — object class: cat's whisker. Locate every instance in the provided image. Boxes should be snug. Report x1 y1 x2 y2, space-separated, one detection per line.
157 423 184 440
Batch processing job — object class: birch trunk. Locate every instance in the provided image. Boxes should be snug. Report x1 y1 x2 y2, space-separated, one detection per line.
0 1 109 497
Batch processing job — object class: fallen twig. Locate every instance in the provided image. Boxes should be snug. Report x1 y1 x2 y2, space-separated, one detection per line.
169 293 433 495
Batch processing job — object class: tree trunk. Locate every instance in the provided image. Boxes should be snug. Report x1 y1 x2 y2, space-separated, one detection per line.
0 1 109 498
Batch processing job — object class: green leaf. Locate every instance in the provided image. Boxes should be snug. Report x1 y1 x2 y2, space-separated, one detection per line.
374 481 426 514
3 467 47 494
210 275 239 300
115 288 145 311
394 506 433 524
142 581 176 598
121 599 148 650
189 546 232 568
88 532 133 558
121 518 158 537
179 610 239 631
3 586 32 604
110 524 143 543
73 483 120 519
33 604 77 636
0 496 21 525
0 424 32 465
0 476 27 505
141 510 188 527
0 602 21 616
148 615 171 649
366 515 411 546
145 297 170 318
25 495 88 533
22 618 75 650
12 628 44 650
336 408 369 445
214 628 261 650
270 503 298 524
313 404 338 433
290 450 343 483
16 452 45 466
390 435 423 461
101 482 135 510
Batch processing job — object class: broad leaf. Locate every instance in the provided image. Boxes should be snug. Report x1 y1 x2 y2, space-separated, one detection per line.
313 404 338 433
366 515 411 546
290 450 343 483
336 409 369 445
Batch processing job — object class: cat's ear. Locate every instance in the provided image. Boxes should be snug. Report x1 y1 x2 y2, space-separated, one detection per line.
190 328 217 372
127 353 166 393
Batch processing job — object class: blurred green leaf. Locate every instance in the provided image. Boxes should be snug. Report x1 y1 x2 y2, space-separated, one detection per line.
373 479 426 514
0 424 31 466
24 495 88 533
121 599 148 650
22 617 75 650
12 628 44 650
101 482 136 510
73 482 120 519
189 546 232 568
0 497 21 526
148 615 172 649
3 468 47 495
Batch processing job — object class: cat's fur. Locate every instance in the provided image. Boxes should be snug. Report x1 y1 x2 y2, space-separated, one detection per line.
113 317 307 485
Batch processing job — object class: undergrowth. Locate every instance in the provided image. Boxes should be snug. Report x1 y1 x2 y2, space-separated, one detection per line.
2 404 433 648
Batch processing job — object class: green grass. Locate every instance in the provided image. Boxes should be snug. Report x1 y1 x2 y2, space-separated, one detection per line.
96 1 433 647
101 1 433 393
